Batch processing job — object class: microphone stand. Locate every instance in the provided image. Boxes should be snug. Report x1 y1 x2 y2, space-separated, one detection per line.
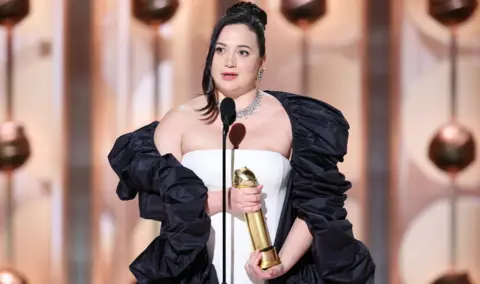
222 121 230 284
220 97 235 284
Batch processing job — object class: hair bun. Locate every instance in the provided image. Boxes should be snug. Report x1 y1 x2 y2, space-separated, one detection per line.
226 2 267 27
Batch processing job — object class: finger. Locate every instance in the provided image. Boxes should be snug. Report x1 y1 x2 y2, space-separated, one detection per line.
246 250 258 275
244 204 262 213
244 261 251 276
245 252 253 275
248 250 260 276
248 250 258 265
252 252 271 279
243 194 261 202
242 186 262 195
241 201 260 207
266 266 281 278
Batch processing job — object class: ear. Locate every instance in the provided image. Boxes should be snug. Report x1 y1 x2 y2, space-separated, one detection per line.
260 54 267 69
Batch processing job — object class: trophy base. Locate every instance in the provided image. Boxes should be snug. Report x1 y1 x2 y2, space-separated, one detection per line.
260 247 281 270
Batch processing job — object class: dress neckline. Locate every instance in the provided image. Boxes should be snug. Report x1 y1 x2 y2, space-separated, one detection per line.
150 91 296 163
181 149 291 164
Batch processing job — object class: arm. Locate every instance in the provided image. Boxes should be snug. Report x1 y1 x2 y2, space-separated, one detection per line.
205 188 261 216
256 91 375 283
154 107 184 161
278 217 312 271
206 190 223 216
289 121 375 283
154 108 222 217
109 120 216 282
154 106 263 217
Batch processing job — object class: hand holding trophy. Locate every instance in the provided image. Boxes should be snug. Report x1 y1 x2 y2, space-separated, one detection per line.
232 167 281 270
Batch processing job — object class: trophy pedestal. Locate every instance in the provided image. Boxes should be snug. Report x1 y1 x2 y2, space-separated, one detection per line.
260 247 281 270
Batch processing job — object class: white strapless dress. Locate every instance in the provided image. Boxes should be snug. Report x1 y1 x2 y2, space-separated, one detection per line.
181 149 291 284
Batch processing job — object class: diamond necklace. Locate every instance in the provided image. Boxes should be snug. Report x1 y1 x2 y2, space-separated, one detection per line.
220 90 263 120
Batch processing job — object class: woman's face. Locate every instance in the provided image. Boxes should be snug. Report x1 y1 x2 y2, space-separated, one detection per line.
211 24 264 97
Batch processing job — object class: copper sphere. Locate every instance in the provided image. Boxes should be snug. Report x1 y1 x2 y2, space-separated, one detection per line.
0 0 29 26
428 0 478 27
280 0 326 29
431 271 472 284
0 121 31 171
428 122 476 173
0 268 27 284
132 0 179 26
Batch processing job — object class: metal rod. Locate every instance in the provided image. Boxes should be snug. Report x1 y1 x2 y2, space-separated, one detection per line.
449 173 457 268
448 27 459 269
449 28 457 120
5 170 13 263
153 26 160 119
4 23 14 264
6 23 13 121
152 27 160 240
301 28 309 95
222 128 227 284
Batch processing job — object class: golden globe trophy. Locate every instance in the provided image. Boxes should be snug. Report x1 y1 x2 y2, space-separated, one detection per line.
232 167 281 270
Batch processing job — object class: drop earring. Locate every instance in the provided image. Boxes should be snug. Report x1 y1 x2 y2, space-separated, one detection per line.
257 68 265 82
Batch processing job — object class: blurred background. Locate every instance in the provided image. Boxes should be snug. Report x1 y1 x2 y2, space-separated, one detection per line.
0 0 478 283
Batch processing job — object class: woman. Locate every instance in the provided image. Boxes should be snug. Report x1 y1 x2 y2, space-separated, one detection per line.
108 2 375 283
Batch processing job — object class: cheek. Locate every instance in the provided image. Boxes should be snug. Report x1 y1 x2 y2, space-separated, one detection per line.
241 62 259 80
211 56 221 74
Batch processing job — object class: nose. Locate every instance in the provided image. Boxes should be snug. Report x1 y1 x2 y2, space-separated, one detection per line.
224 51 236 68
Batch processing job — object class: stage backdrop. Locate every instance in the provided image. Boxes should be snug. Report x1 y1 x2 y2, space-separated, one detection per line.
391 1 480 284
91 0 369 283
0 0 66 283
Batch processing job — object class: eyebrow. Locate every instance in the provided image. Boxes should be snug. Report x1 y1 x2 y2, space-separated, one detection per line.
216 42 252 50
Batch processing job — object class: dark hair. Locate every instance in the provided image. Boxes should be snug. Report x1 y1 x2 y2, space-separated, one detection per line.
197 1 268 122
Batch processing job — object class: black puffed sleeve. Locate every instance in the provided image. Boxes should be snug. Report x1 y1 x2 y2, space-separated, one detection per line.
268 91 375 284
107 121 218 284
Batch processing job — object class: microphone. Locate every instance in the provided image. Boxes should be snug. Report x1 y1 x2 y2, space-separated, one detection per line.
220 97 236 133
219 97 236 284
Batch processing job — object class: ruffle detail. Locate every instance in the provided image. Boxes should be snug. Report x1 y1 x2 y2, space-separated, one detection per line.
108 122 218 283
267 91 375 284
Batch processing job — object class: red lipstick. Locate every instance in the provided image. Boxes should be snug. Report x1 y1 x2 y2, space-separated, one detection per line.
221 72 238 81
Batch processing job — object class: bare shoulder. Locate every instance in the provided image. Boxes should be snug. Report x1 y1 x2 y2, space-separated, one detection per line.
184 95 209 110
258 92 293 156
262 92 291 126
154 95 206 159
157 96 205 129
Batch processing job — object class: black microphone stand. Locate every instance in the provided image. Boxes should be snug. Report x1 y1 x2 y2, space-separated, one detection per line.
220 97 235 284
222 121 230 284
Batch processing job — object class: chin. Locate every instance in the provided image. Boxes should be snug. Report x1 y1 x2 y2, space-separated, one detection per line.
215 83 242 96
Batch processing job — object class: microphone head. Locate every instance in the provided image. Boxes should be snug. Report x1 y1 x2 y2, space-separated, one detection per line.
220 97 236 126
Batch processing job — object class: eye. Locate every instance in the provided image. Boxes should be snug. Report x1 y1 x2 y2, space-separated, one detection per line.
215 47 225 54
239 50 250 56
